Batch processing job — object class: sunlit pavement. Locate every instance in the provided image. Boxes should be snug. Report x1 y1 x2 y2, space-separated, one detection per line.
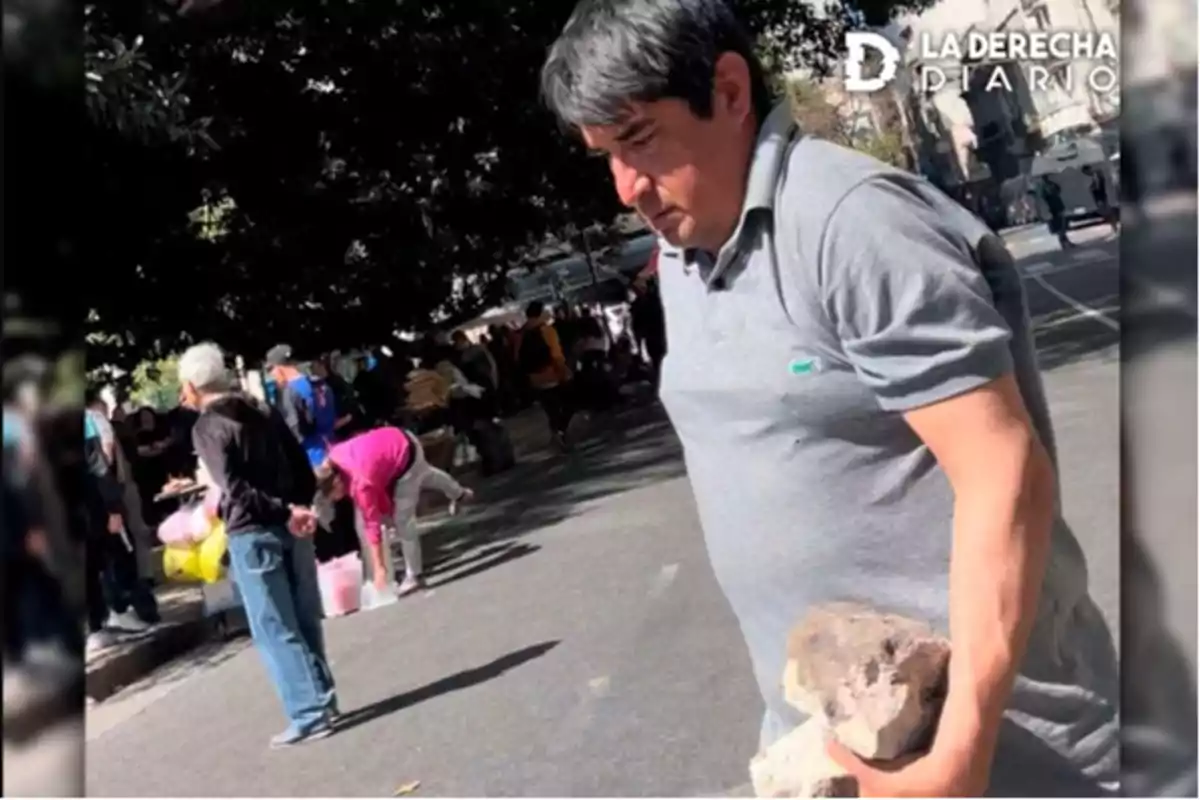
1001 222 1120 654
86 222 1129 798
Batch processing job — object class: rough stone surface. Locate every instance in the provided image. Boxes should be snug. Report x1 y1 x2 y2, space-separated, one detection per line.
782 602 950 761
749 717 857 798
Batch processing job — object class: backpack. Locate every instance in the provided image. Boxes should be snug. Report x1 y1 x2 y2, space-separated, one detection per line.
518 327 553 373
307 377 339 440
285 376 338 465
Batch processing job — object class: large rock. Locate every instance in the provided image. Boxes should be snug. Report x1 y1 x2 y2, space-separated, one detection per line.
782 602 950 761
750 717 857 798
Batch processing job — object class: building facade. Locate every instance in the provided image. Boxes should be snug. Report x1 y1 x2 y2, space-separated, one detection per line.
895 0 1119 188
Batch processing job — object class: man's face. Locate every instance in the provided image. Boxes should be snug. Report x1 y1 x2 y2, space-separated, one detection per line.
180 382 201 410
579 53 756 252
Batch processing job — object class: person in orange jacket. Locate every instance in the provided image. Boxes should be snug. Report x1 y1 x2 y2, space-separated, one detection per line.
515 301 575 450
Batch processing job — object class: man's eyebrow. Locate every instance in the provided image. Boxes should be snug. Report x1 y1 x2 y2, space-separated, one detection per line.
615 119 652 142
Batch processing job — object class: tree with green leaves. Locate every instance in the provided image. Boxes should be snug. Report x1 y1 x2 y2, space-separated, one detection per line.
127 356 182 410
85 0 935 371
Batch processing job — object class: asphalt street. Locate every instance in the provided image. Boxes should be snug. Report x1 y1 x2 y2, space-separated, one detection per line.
86 222 1125 797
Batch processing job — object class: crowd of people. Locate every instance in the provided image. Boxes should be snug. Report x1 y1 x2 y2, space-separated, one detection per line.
168 284 672 747
70 273 671 744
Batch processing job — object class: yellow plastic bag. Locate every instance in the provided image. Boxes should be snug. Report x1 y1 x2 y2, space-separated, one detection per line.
162 541 201 583
161 520 228 584
197 521 227 584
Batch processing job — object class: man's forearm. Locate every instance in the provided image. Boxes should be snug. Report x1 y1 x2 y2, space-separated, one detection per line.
936 443 1056 770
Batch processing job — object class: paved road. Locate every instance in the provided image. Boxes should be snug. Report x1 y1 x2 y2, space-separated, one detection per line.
86 223 1124 797
1121 196 1198 670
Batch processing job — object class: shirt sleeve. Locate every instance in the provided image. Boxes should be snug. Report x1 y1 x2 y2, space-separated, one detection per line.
818 175 1014 412
269 407 317 502
349 478 388 545
275 382 303 441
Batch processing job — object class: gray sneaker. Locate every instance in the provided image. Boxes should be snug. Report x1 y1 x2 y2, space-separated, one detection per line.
397 575 425 597
270 722 334 749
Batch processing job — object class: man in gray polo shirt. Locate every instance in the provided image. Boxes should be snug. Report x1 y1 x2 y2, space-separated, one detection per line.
541 0 1118 795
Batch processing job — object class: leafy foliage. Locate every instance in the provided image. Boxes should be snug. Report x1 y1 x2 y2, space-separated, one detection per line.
128 355 181 410
786 75 911 168
86 0 934 370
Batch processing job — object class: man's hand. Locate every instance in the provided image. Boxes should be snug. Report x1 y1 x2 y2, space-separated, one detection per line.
107 513 124 534
26 527 48 560
287 505 318 537
826 739 989 798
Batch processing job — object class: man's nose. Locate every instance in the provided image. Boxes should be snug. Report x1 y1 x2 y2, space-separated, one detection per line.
611 157 650 209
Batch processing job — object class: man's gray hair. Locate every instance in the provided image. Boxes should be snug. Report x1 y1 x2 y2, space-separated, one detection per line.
178 342 233 393
539 0 772 129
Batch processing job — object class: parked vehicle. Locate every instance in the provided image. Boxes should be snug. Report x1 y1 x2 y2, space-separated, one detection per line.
1028 139 1119 229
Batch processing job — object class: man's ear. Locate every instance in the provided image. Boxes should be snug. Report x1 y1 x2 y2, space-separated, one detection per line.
712 51 753 123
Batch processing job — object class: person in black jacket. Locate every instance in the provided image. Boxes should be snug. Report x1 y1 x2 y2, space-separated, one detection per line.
84 405 158 654
179 342 337 749
630 274 667 390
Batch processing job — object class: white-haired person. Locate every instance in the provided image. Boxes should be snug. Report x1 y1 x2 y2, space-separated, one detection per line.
313 426 473 598
178 342 338 748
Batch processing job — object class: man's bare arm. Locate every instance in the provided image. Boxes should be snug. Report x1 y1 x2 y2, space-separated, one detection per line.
903 372 1056 787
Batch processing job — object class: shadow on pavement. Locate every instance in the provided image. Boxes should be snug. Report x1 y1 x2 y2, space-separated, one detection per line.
414 401 684 580
1032 309 1120 372
425 541 541 589
333 640 560 734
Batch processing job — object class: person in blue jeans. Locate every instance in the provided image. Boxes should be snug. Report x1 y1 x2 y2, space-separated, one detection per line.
180 342 338 748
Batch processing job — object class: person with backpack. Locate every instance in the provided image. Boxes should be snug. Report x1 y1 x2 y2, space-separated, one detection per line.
264 344 339 468
516 300 574 450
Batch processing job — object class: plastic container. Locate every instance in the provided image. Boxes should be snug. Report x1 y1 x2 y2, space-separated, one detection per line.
318 555 363 617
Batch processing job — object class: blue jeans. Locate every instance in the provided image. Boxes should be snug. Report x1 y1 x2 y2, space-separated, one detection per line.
226 527 336 732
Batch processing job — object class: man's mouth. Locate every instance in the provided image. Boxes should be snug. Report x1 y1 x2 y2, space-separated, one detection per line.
648 208 679 228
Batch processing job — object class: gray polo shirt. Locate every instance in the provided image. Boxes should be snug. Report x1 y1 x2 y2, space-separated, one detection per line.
657 104 1118 795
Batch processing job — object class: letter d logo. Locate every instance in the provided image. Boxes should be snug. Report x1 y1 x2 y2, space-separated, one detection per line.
844 31 901 92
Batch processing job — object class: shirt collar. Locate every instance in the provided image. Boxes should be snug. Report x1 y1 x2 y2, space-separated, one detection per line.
683 101 798 284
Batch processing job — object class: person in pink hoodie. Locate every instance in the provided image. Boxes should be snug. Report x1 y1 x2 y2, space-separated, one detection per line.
314 427 472 596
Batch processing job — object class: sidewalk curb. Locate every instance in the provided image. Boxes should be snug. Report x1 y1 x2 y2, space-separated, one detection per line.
85 406 633 703
86 610 248 704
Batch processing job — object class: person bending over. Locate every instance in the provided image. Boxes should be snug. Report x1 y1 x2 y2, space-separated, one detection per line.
315 426 473 598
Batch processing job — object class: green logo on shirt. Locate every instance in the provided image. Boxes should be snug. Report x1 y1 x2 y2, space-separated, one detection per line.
788 357 819 375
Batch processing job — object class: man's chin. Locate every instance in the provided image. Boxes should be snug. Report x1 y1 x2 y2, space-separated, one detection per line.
654 220 691 249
